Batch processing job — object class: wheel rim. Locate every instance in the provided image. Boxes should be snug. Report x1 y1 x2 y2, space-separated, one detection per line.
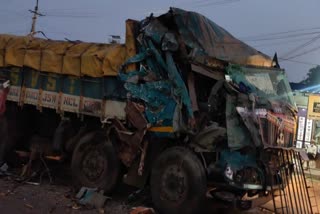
81 146 106 182
160 164 188 203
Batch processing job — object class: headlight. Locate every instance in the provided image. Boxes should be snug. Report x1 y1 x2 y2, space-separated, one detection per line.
224 164 233 180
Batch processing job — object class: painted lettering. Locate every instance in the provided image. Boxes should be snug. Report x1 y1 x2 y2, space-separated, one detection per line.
31 71 39 88
42 93 56 104
47 77 56 91
8 88 19 96
69 79 75 94
63 96 78 107
83 100 101 112
10 72 19 85
26 91 38 100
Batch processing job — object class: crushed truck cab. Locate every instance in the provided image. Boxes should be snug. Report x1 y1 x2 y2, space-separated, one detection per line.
0 7 306 214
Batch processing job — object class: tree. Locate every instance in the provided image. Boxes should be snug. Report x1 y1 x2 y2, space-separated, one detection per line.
300 65 320 85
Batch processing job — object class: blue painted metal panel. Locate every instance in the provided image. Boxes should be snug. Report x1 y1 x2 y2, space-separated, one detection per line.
82 78 102 99
24 70 40 89
62 77 81 96
41 74 61 92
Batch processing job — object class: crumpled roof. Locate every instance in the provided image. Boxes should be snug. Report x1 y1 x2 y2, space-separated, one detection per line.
167 8 274 67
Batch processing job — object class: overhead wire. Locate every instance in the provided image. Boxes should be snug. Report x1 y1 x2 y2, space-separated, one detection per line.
0 15 29 24
244 31 320 42
237 28 320 65
212 35 320 46
278 58 320 66
43 9 99 18
42 8 99 12
280 34 320 58
171 0 242 7
251 37 316 48
44 14 98 18
281 45 320 60
138 0 242 16
37 22 72 38
240 26 320 40
193 0 241 7
207 30 320 47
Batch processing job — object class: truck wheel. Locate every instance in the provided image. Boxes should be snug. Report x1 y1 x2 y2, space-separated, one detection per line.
71 133 120 193
150 147 207 214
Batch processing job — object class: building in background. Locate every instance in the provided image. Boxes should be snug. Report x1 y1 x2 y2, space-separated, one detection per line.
291 83 320 168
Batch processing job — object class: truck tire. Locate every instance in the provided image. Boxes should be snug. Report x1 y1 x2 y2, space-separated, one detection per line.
150 147 207 214
71 132 120 193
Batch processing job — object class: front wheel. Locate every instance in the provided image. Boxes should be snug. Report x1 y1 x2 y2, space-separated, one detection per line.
71 133 120 193
150 147 207 214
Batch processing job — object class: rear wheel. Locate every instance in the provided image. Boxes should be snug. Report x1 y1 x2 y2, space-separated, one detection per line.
150 147 207 214
71 133 120 193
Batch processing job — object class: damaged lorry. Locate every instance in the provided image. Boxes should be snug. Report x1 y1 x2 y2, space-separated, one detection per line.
0 8 299 213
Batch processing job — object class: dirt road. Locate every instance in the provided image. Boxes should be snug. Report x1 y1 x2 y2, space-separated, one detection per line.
0 177 130 214
1 166 319 214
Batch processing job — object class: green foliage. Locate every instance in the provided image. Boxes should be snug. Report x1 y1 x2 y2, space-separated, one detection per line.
300 65 320 85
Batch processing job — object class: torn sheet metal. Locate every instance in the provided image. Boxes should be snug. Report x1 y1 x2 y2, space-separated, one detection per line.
112 101 148 166
142 19 168 45
187 72 199 112
165 52 193 119
119 13 196 132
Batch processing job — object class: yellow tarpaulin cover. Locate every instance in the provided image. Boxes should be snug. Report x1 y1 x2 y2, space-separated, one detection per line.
0 34 129 77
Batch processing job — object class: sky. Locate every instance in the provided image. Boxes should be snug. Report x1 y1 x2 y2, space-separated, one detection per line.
1 0 320 83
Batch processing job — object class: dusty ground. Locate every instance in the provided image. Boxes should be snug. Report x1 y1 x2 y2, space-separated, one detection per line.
0 176 263 214
0 162 134 214
0 176 131 214
0 164 319 214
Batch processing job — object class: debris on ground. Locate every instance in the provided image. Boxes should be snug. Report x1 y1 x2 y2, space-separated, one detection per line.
24 203 34 209
25 181 40 186
71 203 82 210
76 187 110 209
0 163 11 176
127 188 152 207
127 189 144 203
0 163 8 172
130 206 155 214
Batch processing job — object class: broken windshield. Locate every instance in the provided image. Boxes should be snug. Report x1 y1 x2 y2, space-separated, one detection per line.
227 65 295 106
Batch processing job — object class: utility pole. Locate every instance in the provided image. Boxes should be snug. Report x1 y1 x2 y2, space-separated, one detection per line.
29 0 44 36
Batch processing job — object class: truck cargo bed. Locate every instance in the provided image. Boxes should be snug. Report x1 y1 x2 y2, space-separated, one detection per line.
0 67 127 119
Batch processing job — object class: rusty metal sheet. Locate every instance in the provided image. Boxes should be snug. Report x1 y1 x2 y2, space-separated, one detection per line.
187 71 199 112
112 101 148 167
125 101 148 130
